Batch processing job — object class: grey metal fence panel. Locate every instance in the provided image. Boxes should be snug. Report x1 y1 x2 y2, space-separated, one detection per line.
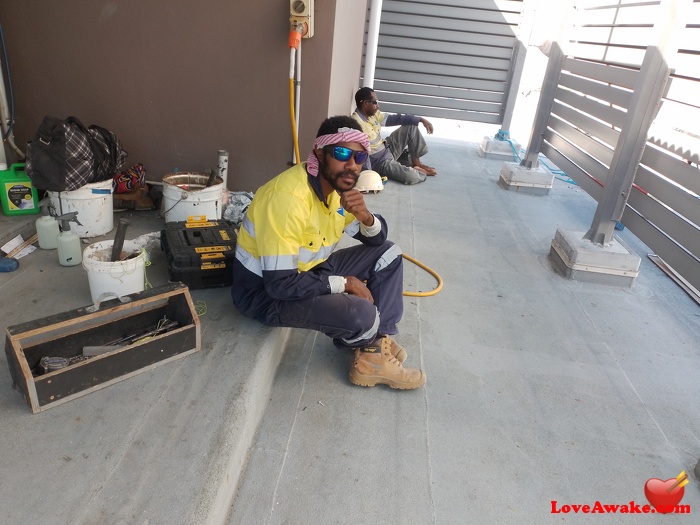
530 0 700 289
634 166 700 228
641 140 700 196
364 0 525 124
559 73 633 109
541 142 604 200
564 58 639 90
554 87 628 129
372 79 504 103
627 190 700 262
551 102 621 148
622 206 700 292
549 116 615 167
543 129 609 189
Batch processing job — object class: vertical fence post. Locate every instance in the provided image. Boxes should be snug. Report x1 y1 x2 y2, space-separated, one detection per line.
582 46 671 246
582 0 691 246
518 42 565 169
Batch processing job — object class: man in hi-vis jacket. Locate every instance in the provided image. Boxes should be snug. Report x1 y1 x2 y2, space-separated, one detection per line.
231 116 425 390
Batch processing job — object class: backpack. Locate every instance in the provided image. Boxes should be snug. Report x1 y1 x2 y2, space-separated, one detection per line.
26 116 127 192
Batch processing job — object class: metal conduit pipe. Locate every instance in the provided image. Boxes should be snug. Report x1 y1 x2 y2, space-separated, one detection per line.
0 61 23 163
0 22 24 162
295 44 301 156
288 22 303 164
363 0 383 87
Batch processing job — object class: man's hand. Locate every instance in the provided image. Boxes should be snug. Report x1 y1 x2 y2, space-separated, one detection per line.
420 118 434 134
340 189 374 226
344 275 374 303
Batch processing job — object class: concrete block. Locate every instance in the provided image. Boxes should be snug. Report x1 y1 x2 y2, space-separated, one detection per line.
499 162 553 195
479 136 521 160
549 228 641 287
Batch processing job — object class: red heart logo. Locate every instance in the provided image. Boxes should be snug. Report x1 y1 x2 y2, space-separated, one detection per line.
644 478 685 513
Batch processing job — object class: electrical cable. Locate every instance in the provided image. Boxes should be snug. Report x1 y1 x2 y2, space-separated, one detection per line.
288 24 303 165
401 253 443 297
289 76 300 164
0 21 14 140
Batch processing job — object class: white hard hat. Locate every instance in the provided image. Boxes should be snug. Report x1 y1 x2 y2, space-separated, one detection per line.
354 170 384 193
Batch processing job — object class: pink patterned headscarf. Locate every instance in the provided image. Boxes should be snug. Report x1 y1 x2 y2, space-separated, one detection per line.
306 127 370 177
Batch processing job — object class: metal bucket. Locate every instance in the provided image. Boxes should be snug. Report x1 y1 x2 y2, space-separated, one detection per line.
161 172 226 223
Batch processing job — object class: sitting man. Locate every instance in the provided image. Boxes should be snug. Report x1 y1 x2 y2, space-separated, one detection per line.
231 115 425 390
352 86 437 185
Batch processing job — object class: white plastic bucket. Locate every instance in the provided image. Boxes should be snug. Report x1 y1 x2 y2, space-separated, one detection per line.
161 172 225 223
82 240 146 303
48 179 114 238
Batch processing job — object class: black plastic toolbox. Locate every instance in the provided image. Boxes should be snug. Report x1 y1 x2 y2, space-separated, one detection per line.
161 218 237 288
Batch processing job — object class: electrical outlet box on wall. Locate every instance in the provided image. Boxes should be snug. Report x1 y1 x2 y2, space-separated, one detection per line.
290 0 314 38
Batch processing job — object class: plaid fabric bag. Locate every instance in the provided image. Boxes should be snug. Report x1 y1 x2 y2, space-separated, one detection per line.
26 116 127 191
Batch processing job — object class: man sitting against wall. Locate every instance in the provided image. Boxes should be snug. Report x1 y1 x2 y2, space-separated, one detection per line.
231 115 426 390
351 86 437 185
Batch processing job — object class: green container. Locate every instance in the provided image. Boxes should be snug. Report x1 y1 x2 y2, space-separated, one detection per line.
0 163 40 216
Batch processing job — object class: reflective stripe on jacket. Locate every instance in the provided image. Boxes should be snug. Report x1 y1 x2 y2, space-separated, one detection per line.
232 162 388 317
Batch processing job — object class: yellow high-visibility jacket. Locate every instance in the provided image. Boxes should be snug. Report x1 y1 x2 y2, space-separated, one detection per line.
232 162 387 318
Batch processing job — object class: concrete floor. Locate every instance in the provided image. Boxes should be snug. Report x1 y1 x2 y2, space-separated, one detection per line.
1 127 699 524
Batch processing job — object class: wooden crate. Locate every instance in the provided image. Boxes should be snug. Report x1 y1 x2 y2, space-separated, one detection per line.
4 282 201 413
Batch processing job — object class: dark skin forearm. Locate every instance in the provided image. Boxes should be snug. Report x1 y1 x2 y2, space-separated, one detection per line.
340 189 374 226
339 189 375 302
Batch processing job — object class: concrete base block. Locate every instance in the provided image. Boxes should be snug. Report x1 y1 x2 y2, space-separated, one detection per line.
479 136 521 160
549 228 641 287
499 162 553 195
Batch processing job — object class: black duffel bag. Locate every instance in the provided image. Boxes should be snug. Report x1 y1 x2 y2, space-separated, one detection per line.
26 116 127 191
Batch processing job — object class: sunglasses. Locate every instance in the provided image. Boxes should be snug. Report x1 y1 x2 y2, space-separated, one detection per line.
363 100 379 105
323 145 368 164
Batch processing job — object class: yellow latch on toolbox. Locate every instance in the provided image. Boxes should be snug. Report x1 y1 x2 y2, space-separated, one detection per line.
185 215 217 228
194 246 229 254
201 261 226 270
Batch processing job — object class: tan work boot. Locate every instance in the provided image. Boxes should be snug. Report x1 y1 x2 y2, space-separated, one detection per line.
349 338 426 390
385 336 407 363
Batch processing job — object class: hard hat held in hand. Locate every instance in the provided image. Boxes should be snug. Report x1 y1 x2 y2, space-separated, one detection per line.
354 170 385 194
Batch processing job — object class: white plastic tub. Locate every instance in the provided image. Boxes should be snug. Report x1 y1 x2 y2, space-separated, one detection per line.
48 179 114 238
161 172 225 222
82 240 146 303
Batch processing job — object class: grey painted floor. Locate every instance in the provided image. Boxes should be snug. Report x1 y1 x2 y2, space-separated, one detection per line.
227 131 700 525
1 127 699 524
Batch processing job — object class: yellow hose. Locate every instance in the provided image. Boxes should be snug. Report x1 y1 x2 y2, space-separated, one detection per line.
402 253 443 297
289 77 301 164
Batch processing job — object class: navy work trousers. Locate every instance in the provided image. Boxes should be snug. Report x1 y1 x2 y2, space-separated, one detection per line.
264 240 403 349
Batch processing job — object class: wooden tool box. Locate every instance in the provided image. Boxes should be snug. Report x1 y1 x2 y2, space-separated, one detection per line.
4 283 201 413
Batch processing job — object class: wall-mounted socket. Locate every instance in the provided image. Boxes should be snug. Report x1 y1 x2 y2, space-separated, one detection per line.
290 0 314 39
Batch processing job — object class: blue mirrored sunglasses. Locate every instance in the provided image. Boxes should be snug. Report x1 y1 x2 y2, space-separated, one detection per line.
323 145 368 164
